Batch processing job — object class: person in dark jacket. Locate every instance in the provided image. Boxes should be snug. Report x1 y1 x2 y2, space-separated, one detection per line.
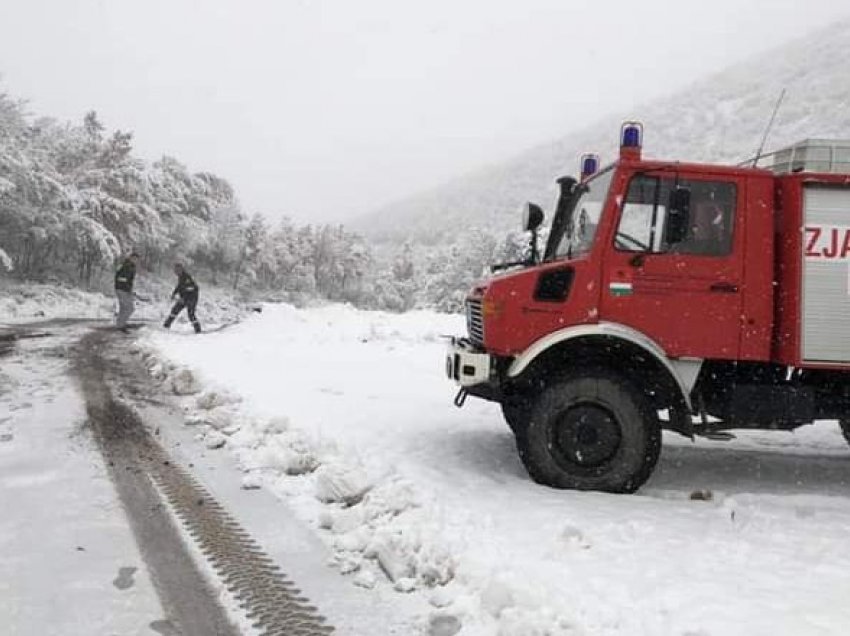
163 263 201 333
114 252 139 332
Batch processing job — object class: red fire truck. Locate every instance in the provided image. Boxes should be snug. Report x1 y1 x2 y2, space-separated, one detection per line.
446 122 850 493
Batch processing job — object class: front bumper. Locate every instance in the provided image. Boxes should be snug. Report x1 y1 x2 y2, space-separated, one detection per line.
445 337 492 386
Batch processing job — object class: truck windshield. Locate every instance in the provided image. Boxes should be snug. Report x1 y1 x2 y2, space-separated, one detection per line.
547 168 615 261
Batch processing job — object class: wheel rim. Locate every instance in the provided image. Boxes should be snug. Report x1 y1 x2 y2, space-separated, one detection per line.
550 402 622 469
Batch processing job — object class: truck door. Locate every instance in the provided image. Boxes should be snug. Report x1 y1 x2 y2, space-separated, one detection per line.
599 172 745 359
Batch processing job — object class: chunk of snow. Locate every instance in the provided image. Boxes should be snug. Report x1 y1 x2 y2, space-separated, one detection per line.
337 554 362 575
429 587 456 609
251 435 318 475
333 530 369 553
393 577 417 593
365 477 420 515
170 369 200 395
240 474 262 490
205 431 226 449
410 537 456 588
196 408 234 431
314 462 372 505
331 507 367 535
353 569 377 589
369 533 415 583
183 413 206 426
196 390 241 410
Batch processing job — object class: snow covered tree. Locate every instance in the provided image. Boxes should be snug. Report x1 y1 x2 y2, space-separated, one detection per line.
0 81 504 311
417 229 500 312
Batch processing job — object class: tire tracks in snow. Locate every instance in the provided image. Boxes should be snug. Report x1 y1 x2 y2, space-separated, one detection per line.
73 329 335 636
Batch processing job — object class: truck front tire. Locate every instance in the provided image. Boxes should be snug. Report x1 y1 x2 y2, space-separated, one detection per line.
517 370 661 493
501 398 530 435
839 420 850 446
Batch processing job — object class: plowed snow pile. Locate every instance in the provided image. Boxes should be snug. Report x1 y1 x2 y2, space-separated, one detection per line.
143 304 850 635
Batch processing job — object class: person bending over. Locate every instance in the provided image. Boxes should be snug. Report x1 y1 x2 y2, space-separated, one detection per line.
163 263 201 333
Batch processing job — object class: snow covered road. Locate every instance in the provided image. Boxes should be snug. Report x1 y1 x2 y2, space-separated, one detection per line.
2 321 384 635
146 304 850 636
0 325 166 635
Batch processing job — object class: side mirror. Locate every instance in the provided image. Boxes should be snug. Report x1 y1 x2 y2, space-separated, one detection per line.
522 202 545 232
664 187 691 245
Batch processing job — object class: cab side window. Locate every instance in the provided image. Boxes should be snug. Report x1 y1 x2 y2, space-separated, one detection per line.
675 181 736 256
616 176 669 252
615 176 736 256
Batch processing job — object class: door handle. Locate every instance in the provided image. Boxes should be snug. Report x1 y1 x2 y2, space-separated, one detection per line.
709 282 739 293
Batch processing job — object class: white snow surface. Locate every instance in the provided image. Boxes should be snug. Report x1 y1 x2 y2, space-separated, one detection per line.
0 282 114 322
0 329 165 635
0 280 250 327
143 303 850 635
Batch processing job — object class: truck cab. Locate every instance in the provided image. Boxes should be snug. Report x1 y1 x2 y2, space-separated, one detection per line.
447 123 850 493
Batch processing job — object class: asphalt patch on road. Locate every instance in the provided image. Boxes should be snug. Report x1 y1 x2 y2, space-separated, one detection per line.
73 330 335 636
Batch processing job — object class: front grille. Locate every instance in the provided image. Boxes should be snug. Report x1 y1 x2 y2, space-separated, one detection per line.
466 298 484 345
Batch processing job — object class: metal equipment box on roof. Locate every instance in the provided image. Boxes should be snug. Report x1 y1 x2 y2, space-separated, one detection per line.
767 139 850 174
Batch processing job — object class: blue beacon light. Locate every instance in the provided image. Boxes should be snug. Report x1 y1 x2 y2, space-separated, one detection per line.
621 122 643 148
619 121 643 160
580 153 600 180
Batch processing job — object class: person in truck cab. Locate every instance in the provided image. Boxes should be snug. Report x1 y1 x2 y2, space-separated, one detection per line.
679 189 731 256
163 262 202 333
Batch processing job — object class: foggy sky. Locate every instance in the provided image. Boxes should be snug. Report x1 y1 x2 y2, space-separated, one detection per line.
0 1 848 222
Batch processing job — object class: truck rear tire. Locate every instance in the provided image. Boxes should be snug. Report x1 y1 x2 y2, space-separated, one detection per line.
517 370 661 493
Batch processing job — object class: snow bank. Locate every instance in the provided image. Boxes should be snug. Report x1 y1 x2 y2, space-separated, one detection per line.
137 304 576 633
140 302 850 636
0 281 113 322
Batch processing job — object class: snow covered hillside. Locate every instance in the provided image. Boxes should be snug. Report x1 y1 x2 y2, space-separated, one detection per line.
144 304 850 635
356 20 850 243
